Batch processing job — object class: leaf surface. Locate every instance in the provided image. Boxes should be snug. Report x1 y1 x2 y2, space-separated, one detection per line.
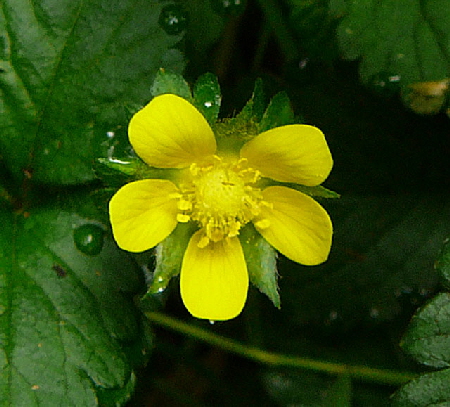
0 0 185 185
0 193 144 406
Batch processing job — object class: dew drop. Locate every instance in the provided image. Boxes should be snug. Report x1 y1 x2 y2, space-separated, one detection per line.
368 72 401 97
159 4 188 35
73 224 105 256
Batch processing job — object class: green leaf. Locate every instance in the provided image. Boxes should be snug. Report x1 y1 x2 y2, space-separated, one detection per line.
336 0 450 113
0 1 185 185
0 192 146 406
240 224 280 309
392 369 450 407
192 73 221 125
401 293 450 369
436 238 450 289
150 68 192 100
258 91 296 132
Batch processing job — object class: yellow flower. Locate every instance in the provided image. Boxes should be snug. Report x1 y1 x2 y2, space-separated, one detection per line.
109 94 333 321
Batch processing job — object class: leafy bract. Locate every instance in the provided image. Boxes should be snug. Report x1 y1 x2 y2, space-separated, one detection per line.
0 0 185 185
0 193 145 406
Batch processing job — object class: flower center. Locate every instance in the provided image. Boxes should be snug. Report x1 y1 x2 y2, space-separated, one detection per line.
177 157 263 247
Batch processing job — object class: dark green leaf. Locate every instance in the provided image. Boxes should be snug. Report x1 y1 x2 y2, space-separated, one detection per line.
335 0 450 113
0 1 185 185
401 293 450 369
96 372 137 407
240 224 280 308
392 369 450 406
436 238 450 288
193 72 221 124
0 192 146 406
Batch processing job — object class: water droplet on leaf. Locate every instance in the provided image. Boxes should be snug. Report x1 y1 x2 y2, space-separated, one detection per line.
368 72 401 97
74 224 105 256
159 4 188 35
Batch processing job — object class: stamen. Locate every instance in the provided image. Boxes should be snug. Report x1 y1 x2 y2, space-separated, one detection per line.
177 214 190 223
177 158 265 245
254 219 271 229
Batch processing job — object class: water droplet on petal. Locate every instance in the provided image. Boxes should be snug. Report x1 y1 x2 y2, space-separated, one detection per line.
159 4 188 35
74 224 105 256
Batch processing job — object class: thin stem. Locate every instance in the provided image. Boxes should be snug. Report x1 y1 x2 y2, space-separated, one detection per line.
145 311 418 387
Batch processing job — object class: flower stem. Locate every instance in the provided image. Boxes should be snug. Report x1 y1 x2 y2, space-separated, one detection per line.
145 311 417 386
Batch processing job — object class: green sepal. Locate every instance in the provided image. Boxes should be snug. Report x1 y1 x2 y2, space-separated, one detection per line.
236 78 266 123
150 68 192 100
95 157 144 189
258 91 296 133
193 72 222 125
145 223 196 296
287 184 340 199
213 78 265 149
97 157 143 177
436 238 450 289
240 224 280 309
400 292 450 369
96 156 181 188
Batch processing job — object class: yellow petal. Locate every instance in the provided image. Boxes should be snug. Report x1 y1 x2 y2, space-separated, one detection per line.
240 125 332 185
254 186 332 265
180 231 248 321
129 94 217 168
109 179 179 252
